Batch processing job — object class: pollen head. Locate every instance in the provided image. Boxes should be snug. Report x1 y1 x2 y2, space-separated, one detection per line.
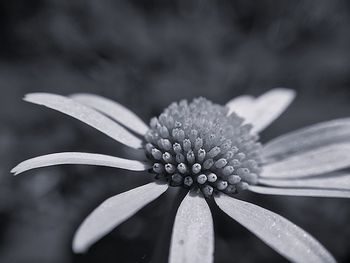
144 97 262 198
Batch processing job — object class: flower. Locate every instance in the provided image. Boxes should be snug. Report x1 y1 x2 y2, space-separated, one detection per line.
12 89 350 263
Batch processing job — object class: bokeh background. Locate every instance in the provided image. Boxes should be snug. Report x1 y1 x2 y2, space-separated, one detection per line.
1 0 350 262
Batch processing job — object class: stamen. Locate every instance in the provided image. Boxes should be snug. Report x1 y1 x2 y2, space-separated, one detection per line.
162 152 173 163
177 163 188 174
165 163 176 174
184 176 193 187
207 173 217 183
192 163 202 174
171 173 183 185
216 180 228 190
215 158 228 169
197 174 207 184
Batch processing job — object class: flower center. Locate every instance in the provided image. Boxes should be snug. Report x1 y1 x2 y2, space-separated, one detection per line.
144 97 262 198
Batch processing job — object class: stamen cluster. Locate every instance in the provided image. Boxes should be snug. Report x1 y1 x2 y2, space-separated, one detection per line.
144 98 262 197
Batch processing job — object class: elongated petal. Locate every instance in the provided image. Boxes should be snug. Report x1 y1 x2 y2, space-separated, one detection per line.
249 88 296 133
249 185 350 198
226 95 254 117
71 93 149 136
263 118 350 161
261 143 350 178
215 194 336 263
24 93 143 149
73 182 168 253
169 193 214 263
259 172 350 190
11 152 150 175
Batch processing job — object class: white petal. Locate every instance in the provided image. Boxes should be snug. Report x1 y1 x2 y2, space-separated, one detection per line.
261 143 350 178
11 152 150 175
263 118 350 161
73 182 168 253
259 172 350 190
71 93 149 136
215 194 336 263
169 192 214 263
249 185 350 198
24 93 143 149
226 95 254 117
249 88 296 133
226 89 295 133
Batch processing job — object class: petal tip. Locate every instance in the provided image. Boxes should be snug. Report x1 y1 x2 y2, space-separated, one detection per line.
10 167 18 175
23 93 51 104
72 238 88 254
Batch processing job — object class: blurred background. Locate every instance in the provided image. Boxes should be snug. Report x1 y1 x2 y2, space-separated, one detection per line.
1 0 350 262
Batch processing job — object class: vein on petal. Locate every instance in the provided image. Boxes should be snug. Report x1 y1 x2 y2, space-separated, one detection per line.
259 171 350 191
24 93 143 149
71 93 149 136
169 192 214 263
73 182 168 253
261 143 350 178
263 117 350 161
249 185 350 198
215 194 336 263
11 152 150 175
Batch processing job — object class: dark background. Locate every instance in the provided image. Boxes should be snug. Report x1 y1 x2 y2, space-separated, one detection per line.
1 0 350 262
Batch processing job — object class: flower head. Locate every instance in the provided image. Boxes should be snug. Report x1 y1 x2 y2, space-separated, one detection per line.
145 97 262 197
12 89 350 263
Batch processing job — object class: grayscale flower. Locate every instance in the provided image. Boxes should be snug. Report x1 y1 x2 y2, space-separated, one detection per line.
12 89 350 263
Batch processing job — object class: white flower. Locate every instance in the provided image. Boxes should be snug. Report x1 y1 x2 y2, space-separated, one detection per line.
12 89 350 263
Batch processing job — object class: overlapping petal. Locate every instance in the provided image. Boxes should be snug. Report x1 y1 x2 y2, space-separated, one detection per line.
226 95 254 117
215 194 336 263
259 172 350 191
24 93 143 149
73 182 168 253
263 118 350 161
249 185 350 198
71 93 149 136
226 88 295 133
11 152 150 175
261 143 350 178
169 192 214 263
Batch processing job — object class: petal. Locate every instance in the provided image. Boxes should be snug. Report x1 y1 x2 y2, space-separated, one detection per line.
226 95 254 117
169 192 214 263
259 172 350 190
226 89 295 133
24 93 143 149
11 152 150 175
71 93 149 136
263 118 350 161
248 185 350 198
249 88 296 133
215 194 336 263
73 182 168 253
261 143 350 178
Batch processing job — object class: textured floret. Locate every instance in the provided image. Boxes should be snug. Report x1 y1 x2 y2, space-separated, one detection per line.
144 97 262 197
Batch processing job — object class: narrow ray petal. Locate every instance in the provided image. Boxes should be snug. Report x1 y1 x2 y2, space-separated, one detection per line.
24 93 143 148
249 185 350 198
226 95 254 117
71 93 149 136
11 152 150 175
259 172 350 190
169 192 214 263
249 88 296 133
261 143 350 178
263 118 350 161
215 194 336 263
73 182 168 253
